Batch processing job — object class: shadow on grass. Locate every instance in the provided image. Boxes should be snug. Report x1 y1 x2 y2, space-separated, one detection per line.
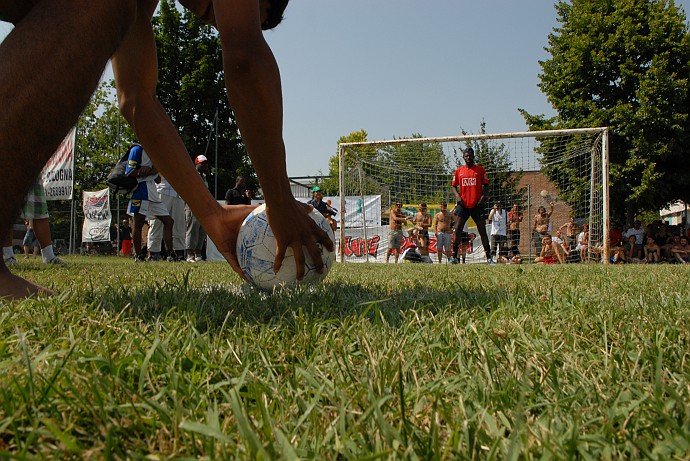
92 271 510 332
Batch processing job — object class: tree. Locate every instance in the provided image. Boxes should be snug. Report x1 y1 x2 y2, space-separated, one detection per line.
153 0 254 199
321 129 373 195
325 130 451 205
521 0 690 224
76 82 135 194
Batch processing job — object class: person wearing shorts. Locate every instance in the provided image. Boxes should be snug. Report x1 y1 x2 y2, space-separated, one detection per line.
386 201 409 263
125 144 174 262
433 201 453 263
22 221 40 258
450 147 492 264
2 179 64 266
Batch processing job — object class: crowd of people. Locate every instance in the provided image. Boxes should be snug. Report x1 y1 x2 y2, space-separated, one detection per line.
609 219 690 264
111 145 264 263
384 147 690 265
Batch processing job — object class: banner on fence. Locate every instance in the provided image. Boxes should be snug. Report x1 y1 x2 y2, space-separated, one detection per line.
339 225 486 263
41 127 76 201
82 189 111 242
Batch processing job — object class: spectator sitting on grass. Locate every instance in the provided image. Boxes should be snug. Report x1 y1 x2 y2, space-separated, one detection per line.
610 243 626 264
623 235 644 263
535 235 563 264
644 236 661 264
575 223 589 262
672 235 690 264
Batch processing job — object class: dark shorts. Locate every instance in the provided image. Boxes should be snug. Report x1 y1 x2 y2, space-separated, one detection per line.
453 205 485 227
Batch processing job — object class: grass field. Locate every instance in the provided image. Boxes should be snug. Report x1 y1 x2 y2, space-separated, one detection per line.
1 257 689 459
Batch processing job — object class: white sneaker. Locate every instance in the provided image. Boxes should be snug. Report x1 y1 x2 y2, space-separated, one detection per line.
186 256 196 263
4 256 18 265
194 256 204 262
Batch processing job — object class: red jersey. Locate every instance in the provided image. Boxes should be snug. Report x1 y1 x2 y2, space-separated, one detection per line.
452 165 488 209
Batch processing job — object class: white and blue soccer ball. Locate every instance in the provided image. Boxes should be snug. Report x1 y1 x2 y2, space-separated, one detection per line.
236 204 335 290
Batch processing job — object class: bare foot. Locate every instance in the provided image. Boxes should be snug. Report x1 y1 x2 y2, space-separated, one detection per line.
0 270 52 301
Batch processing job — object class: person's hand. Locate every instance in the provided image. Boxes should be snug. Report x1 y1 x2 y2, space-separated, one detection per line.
200 204 257 280
265 199 334 279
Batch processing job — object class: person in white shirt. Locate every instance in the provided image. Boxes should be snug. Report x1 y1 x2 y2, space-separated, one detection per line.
488 202 508 260
147 176 186 261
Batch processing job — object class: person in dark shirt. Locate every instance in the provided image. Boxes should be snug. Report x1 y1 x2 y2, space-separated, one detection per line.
307 186 335 218
225 175 251 205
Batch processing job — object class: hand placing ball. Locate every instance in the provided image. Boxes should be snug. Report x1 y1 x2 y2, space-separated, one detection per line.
236 204 336 290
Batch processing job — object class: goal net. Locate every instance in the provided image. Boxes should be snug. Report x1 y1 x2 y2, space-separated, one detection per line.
336 128 609 264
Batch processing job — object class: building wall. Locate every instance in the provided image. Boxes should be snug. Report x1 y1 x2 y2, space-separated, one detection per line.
512 171 575 256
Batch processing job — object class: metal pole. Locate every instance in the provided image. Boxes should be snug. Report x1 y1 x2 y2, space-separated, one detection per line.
601 128 610 264
116 113 121 254
527 184 532 261
358 164 368 263
338 145 346 263
69 127 78 254
214 107 219 199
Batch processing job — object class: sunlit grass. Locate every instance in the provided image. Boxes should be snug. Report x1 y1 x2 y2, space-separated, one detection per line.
1 257 689 459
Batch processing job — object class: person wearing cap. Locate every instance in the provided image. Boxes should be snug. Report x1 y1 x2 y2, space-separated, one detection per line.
184 155 209 262
307 186 335 219
433 201 453 263
412 202 432 254
450 147 493 264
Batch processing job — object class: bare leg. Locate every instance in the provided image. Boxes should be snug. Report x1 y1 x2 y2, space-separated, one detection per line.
31 217 52 249
0 0 136 298
132 213 146 258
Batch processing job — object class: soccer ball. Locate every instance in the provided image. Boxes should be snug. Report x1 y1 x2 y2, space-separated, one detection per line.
236 204 336 290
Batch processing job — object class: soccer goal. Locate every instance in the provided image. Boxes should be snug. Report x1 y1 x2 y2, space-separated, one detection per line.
337 127 609 264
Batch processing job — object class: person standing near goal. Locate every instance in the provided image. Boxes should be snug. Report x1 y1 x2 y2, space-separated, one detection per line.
450 147 493 264
386 201 410 263
433 201 453 263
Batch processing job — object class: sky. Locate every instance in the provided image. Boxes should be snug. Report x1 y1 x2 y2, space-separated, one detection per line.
2 1 687 177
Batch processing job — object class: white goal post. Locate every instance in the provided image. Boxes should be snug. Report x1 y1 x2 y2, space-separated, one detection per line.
337 127 609 264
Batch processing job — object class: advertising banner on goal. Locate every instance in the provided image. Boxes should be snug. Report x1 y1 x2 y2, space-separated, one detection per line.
339 224 487 264
41 127 76 201
82 189 111 242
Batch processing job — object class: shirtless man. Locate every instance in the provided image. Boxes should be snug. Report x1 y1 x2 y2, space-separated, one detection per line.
433 201 453 263
386 201 410 263
558 216 580 248
0 0 332 299
412 202 432 253
531 202 554 255
507 203 523 256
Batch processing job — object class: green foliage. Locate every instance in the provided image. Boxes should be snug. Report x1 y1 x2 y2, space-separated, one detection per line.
522 0 690 224
154 0 254 198
332 131 452 205
321 129 371 195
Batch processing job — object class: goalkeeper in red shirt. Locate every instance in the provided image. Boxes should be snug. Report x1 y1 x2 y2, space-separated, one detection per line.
450 147 493 264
